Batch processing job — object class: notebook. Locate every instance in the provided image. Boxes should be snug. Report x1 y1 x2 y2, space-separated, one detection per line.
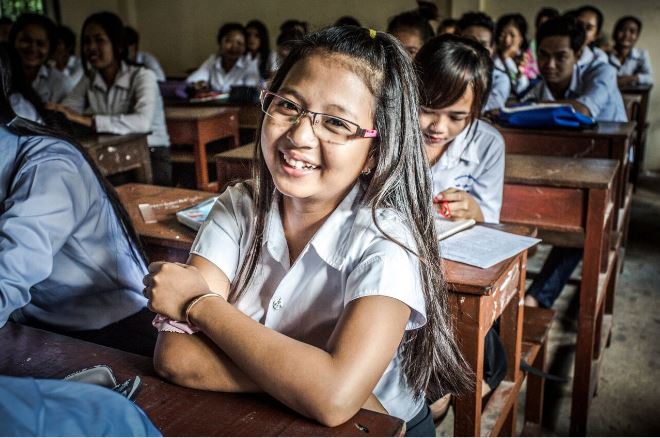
175 197 219 231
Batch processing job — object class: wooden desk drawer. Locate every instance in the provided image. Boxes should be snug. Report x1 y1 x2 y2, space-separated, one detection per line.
89 141 146 176
502 134 610 159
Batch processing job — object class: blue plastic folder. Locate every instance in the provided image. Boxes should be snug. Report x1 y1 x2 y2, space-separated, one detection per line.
497 103 596 129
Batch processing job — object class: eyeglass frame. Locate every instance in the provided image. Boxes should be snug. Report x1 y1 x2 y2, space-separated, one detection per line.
259 89 378 141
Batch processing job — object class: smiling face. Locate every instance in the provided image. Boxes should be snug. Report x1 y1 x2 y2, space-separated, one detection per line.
420 85 473 163
14 24 50 69
498 23 523 53
219 30 246 63
82 22 117 71
537 35 578 85
615 19 640 49
261 53 375 205
578 11 599 45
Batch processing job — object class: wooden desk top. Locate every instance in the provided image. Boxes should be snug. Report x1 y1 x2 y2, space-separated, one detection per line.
505 155 619 189
79 133 149 147
116 184 215 248
216 142 256 160
165 106 239 120
0 322 403 437
495 121 637 138
620 83 653 93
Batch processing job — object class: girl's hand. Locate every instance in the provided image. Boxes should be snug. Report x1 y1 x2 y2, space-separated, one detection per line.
45 103 94 128
144 262 211 321
434 188 484 222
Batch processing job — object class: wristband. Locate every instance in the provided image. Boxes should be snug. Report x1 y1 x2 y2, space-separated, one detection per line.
184 293 224 325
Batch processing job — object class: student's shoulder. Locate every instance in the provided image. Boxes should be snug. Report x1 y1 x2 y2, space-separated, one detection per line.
14 134 92 183
474 120 505 148
214 181 256 218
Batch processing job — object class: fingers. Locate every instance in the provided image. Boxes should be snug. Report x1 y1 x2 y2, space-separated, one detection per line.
439 191 464 202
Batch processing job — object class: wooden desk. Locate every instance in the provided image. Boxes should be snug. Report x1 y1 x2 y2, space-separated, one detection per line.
496 121 635 248
444 224 534 436
621 84 652 182
165 98 262 130
501 154 619 435
0 322 403 436
215 142 256 189
117 184 535 436
165 106 240 191
80 133 152 183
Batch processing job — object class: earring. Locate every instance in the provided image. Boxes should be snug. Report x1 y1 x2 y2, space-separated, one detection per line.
361 168 372 176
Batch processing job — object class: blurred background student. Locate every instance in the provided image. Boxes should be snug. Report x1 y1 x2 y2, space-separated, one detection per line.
244 19 277 80
609 16 653 87
125 25 166 82
0 17 12 42
387 10 435 57
494 13 538 98
49 25 83 87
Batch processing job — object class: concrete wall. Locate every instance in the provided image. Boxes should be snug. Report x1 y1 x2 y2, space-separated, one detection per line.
451 0 660 171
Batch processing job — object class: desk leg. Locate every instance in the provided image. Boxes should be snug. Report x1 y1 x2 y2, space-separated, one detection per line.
193 120 210 191
136 137 153 184
452 294 484 437
571 188 607 436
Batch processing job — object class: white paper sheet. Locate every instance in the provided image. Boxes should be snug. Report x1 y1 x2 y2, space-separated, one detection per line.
439 225 541 269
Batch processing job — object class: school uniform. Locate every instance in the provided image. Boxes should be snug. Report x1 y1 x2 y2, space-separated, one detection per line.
186 54 261 93
136 51 166 82
244 51 279 78
608 47 654 85
484 67 511 112
156 182 428 424
494 55 530 97
0 124 149 339
521 61 628 122
49 55 84 88
430 120 505 223
9 93 42 124
578 45 609 70
62 61 171 185
31 64 72 103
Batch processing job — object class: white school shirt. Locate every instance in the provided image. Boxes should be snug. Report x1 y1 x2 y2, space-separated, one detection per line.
32 64 72 103
188 182 427 422
608 47 654 85
430 120 505 223
62 62 170 147
49 55 84 88
244 51 279 77
484 67 511 112
494 55 529 97
186 54 261 93
521 61 628 123
136 51 166 82
578 46 609 72
9 93 42 124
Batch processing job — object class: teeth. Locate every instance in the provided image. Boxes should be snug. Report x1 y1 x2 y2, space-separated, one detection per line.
282 152 318 170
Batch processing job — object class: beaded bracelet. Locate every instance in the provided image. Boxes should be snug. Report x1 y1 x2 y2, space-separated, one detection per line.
184 292 224 325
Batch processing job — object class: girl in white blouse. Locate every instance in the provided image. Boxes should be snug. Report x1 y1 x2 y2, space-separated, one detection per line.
609 16 653 87
51 12 171 185
144 27 470 435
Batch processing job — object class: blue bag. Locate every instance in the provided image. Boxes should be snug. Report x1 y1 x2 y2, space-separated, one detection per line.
497 103 596 128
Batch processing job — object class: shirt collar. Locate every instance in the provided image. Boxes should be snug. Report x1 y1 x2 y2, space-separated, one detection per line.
92 61 131 91
436 123 481 169
36 65 50 80
540 65 579 100
263 183 363 270
214 55 246 73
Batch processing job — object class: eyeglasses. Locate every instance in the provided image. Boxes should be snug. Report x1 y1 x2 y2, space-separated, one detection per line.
259 90 378 145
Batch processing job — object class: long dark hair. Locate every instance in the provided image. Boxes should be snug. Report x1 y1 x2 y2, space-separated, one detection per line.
9 13 57 57
80 12 127 76
495 13 529 66
246 20 271 79
415 34 493 128
0 44 147 268
231 26 471 400
612 15 642 48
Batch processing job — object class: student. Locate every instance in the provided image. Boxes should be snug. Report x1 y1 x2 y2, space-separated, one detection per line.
273 27 304 72
494 14 538 97
524 16 627 309
574 5 609 66
437 18 458 35
387 11 434 57
0 45 156 356
334 16 361 27
53 12 172 186
457 11 511 112
9 13 72 103
609 16 653 87
0 17 12 42
530 7 560 63
49 25 83 87
521 15 627 123
415 35 504 228
145 26 470 434
245 20 277 80
186 22 260 93
2 42 45 123
125 26 166 82
279 19 308 35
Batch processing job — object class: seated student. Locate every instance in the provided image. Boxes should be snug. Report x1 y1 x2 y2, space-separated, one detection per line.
0 46 156 357
530 7 560 63
0 17 12 42
521 15 627 123
145 27 470 435
387 10 435 57
52 12 172 186
457 12 511 112
186 22 259 93
437 18 458 35
2 42 45 123
245 20 277 80
125 26 166 82
279 19 308 35
49 25 83 87
523 16 627 309
494 14 539 97
573 5 609 67
414 35 506 422
334 16 361 27
609 16 653 87
9 13 73 103
272 27 304 72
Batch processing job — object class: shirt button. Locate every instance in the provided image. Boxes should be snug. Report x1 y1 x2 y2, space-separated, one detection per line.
272 297 283 310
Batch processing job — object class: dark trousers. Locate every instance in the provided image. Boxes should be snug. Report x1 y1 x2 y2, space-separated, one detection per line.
149 146 172 186
406 404 435 436
527 247 583 308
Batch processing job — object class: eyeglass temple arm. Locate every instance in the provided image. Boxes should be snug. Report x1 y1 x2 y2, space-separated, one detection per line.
358 128 378 138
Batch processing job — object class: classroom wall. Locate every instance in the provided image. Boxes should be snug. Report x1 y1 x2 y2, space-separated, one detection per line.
451 0 660 171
